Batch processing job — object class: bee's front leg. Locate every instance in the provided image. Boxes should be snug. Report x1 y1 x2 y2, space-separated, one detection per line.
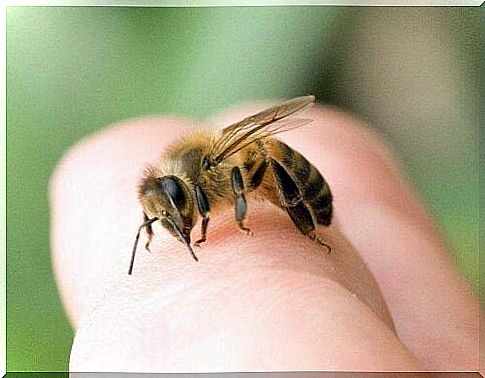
143 212 154 252
195 185 211 247
231 166 253 236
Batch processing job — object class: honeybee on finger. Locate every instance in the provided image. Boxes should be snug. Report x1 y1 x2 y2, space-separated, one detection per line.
129 95 333 275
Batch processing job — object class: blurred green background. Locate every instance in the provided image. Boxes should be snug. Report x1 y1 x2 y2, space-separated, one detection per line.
6 6 479 372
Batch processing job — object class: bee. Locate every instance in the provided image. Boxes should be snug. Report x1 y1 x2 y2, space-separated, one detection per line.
128 95 333 275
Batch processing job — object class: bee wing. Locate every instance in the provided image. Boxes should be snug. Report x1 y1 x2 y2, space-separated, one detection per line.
209 95 315 163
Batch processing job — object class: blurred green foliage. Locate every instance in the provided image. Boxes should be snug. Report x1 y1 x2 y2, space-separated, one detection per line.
6 6 478 372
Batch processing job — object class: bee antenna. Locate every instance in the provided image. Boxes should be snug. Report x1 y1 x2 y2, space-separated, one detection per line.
128 217 158 275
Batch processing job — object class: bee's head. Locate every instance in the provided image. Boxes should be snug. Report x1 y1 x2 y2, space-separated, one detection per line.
139 174 195 245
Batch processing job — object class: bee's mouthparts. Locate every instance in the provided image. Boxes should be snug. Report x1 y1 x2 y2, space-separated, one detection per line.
164 216 198 262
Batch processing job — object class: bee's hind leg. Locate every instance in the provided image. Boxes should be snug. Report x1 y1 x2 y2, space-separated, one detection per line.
308 232 332 253
231 166 253 236
195 185 211 247
270 158 331 253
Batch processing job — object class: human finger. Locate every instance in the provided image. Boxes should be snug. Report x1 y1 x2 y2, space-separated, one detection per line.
51 109 420 371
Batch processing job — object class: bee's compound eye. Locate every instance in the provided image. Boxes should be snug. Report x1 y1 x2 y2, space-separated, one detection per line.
159 176 186 208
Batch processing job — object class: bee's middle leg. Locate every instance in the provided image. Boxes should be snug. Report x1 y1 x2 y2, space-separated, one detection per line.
195 185 211 247
231 166 253 236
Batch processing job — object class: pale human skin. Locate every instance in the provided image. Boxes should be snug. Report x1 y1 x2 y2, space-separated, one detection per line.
50 103 478 372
